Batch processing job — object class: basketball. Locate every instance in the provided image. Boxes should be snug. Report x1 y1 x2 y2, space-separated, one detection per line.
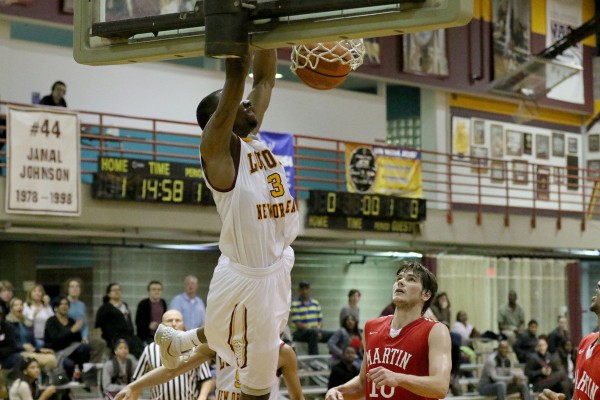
294 42 353 90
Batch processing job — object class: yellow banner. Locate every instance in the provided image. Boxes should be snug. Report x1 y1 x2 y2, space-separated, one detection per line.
345 143 422 198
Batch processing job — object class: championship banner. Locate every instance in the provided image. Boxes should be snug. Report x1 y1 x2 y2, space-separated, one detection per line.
345 142 422 198
258 131 295 198
6 107 81 216
546 0 583 104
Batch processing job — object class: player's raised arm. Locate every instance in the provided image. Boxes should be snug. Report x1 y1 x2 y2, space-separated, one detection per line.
247 49 277 134
200 54 252 190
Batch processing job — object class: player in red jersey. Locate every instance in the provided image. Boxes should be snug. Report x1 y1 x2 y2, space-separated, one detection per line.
325 261 451 400
539 279 600 400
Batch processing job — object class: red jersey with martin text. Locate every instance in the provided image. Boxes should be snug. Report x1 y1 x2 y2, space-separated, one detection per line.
364 315 438 400
574 332 600 400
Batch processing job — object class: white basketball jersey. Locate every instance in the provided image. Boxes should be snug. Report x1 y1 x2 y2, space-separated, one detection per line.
203 137 299 268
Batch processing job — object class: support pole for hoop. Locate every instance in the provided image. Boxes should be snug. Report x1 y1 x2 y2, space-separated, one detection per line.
204 0 252 58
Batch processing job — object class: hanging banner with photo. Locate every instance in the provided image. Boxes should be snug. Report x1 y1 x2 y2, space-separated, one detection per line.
258 131 295 198
492 0 531 78
546 0 583 104
345 142 422 198
402 30 448 76
6 106 81 216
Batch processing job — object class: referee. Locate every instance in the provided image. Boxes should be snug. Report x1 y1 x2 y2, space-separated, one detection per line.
133 310 213 400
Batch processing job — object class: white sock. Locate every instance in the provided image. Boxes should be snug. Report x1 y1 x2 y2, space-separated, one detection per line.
179 329 202 352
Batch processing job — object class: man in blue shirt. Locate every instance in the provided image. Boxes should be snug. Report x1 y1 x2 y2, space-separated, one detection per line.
289 281 333 355
169 275 205 330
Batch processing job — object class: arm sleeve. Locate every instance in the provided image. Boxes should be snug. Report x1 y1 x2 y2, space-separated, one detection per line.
327 329 344 358
103 360 124 393
289 301 301 324
135 300 148 341
485 358 513 384
95 305 106 329
524 357 544 382
169 296 181 311
11 380 34 400
80 303 89 339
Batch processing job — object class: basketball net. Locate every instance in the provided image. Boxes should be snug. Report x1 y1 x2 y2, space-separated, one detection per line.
290 39 365 73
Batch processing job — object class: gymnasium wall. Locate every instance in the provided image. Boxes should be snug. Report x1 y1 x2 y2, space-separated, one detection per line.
0 20 387 142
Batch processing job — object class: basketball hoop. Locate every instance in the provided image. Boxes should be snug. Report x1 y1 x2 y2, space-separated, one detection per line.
290 39 365 73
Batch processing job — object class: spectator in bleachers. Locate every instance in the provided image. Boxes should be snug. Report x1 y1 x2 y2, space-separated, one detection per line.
0 280 14 317
289 281 333 355
9 358 56 400
133 309 212 400
23 284 54 349
0 308 23 370
44 296 91 380
328 346 359 389
498 290 526 344
430 292 451 328
103 339 136 399
451 310 480 345
39 81 67 107
328 315 363 368
546 316 569 354
5 297 57 372
339 289 361 328
428 293 463 395
169 275 206 330
514 319 539 363
135 281 167 344
525 337 571 398
478 340 530 400
551 339 575 396
95 283 143 358
65 277 107 363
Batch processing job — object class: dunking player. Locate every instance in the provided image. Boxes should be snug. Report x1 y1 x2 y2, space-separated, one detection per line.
155 48 299 400
538 279 600 400
115 329 304 400
325 261 452 400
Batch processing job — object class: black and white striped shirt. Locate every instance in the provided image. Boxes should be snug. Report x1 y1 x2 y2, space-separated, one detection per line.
133 342 212 400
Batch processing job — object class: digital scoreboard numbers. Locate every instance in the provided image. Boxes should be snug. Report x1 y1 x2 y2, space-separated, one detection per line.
92 157 214 205
307 190 426 233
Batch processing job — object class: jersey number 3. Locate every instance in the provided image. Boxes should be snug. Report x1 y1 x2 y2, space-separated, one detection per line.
267 173 285 198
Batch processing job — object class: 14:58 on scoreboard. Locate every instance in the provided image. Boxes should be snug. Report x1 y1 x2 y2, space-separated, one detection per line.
91 156 213 205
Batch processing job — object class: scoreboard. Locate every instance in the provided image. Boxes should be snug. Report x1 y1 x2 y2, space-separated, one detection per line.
92 156 213 205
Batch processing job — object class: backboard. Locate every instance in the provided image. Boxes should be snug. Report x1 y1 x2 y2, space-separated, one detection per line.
73 0 473 65
489 56 582 100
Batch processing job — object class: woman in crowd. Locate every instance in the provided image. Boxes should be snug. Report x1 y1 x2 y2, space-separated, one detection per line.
430 292 451 327
95 283 143 358
525 337 571 398
23 284 54 349
44 296 91 379
328 314 363 369
9 358 56 400
339 289 361 328
65 277 107 363
6 298 57 372
551 338 576 395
